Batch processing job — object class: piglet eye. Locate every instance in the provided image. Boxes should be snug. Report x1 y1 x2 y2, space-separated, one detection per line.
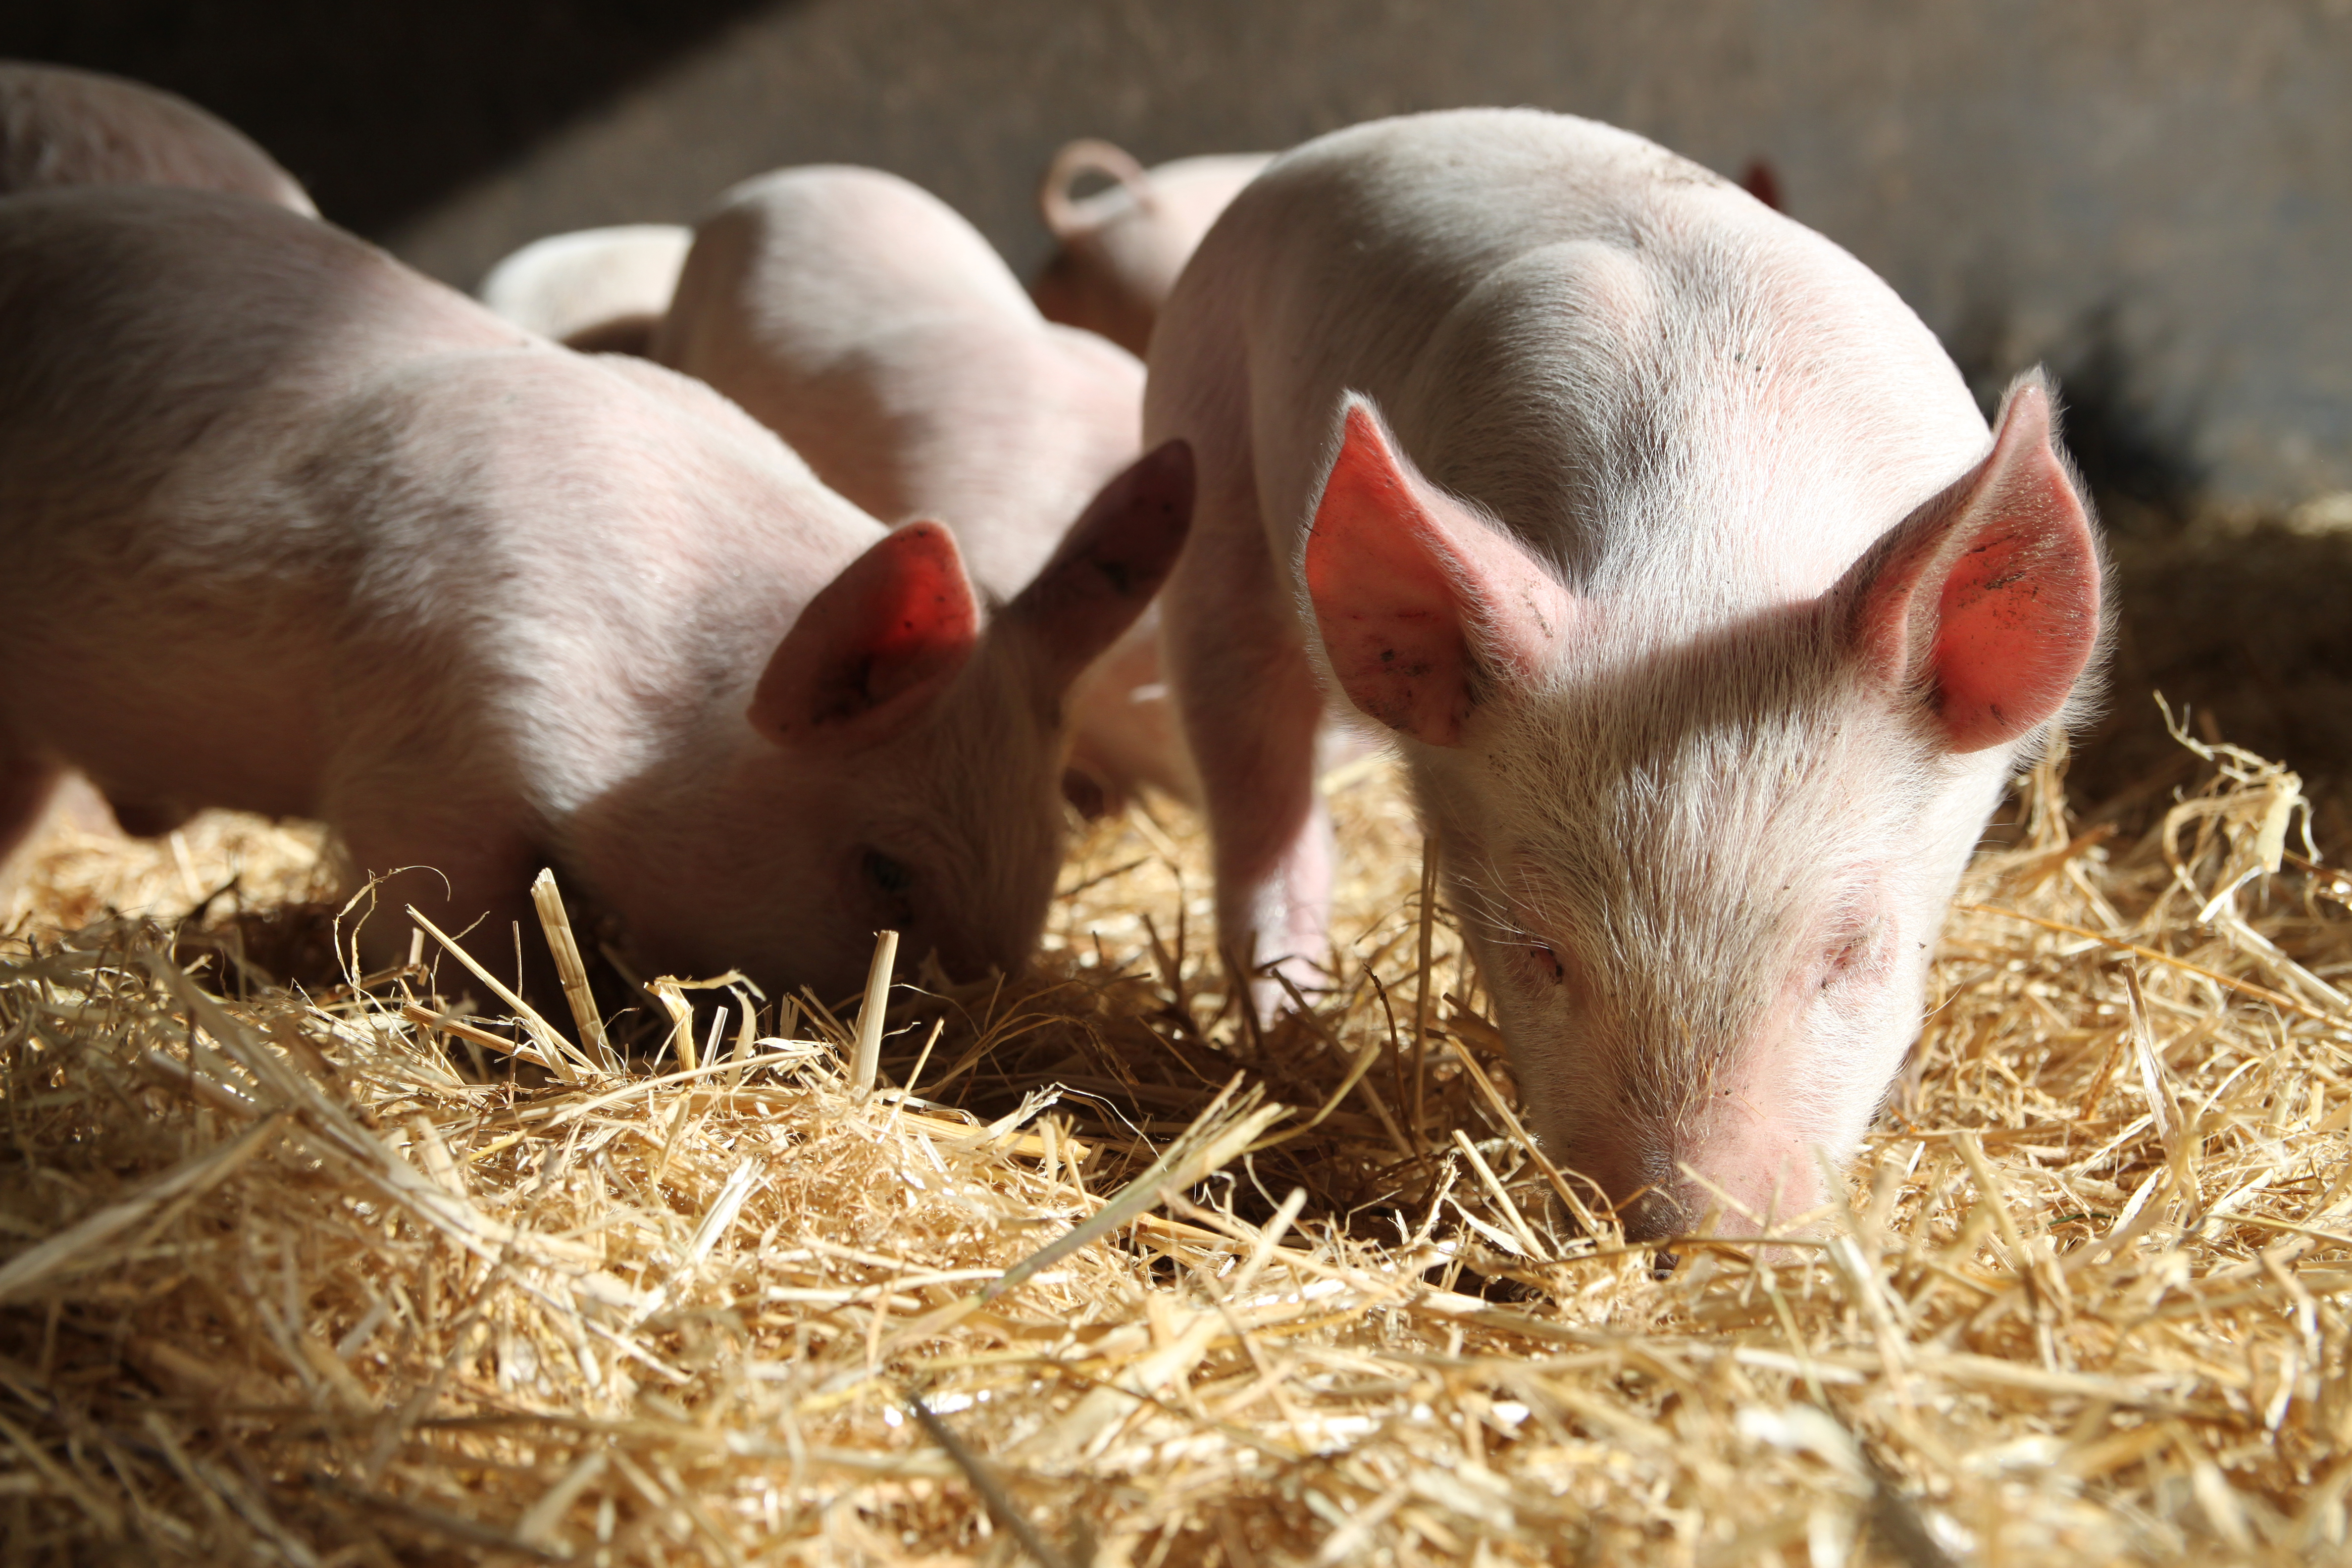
863 849 913 898
1820 917 1885 989
859 847 918 927
1530 942 1567 985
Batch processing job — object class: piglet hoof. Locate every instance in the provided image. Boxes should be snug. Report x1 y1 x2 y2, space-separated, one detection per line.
1235 950 1334 1034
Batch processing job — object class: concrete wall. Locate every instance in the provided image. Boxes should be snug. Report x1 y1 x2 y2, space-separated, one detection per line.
379 0 2352 511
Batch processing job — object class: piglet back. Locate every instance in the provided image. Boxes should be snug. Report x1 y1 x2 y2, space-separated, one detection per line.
0 61 312 213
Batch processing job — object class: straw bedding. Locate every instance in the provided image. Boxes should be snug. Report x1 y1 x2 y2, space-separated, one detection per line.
1 712 2348 1566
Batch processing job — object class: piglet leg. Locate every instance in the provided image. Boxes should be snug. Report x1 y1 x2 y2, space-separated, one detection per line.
1164 484 1335 1017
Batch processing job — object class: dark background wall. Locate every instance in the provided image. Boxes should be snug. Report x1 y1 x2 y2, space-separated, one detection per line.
4 0 772 241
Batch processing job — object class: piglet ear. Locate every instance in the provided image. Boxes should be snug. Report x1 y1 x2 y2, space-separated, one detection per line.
1304 396 1573 746
750 520 979 751
1842 372 2102 753
1000 439 1193 689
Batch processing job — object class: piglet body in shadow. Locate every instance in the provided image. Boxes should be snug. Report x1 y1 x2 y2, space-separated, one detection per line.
0 187 1190 1003
1030 139 1272 358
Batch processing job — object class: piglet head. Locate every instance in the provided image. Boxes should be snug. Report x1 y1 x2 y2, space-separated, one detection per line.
1306 381 2099 1242
710 439 1195 1001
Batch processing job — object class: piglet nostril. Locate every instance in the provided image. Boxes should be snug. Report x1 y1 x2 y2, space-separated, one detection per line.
1615 1183 1690 1245
1604 1142 1692 1245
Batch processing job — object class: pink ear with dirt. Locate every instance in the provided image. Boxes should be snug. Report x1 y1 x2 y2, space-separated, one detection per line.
1303 397 1571 746
1847 374 2102 752
750 520 979 751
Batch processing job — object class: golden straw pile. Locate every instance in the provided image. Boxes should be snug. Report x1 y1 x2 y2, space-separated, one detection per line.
2 719 2349 1566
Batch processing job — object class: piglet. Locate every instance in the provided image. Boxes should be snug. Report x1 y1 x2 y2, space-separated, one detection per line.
478 224 692 356
0 60 311 211
655 164 1196 812
1031 139 1271 358
1146 109 2103 1238
0 186 1190 1003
